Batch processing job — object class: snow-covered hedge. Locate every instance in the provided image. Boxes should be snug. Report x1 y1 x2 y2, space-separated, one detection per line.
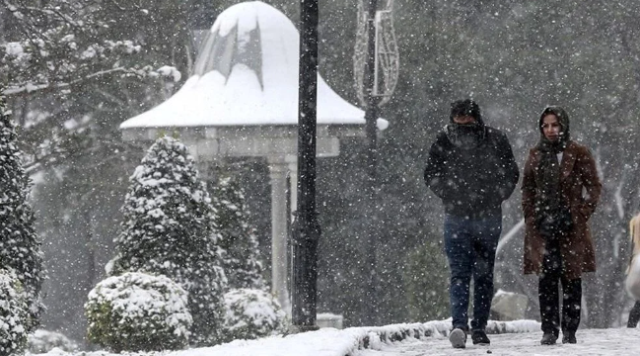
222 288 287 342
0 268 28 355
85 272 192 352
27 329 78 354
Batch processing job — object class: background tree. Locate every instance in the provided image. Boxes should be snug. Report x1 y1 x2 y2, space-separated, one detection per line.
0 85 45 332
108 136 227 346
1 0 175 341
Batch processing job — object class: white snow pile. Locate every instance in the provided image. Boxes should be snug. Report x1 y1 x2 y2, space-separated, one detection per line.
28 319 539 356
27 329 78 354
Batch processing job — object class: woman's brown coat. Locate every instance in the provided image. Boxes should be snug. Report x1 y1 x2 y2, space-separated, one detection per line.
522 140 602 280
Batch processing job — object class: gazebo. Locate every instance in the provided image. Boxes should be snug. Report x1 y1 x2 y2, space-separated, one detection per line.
120 1 388 314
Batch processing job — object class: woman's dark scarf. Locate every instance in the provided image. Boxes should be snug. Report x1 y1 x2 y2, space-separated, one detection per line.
535 106 572 237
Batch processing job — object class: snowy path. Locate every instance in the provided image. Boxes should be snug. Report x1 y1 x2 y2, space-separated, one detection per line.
355 327 640 356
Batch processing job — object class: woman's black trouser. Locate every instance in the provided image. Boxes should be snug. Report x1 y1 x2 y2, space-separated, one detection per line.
538 239 582 335
628 301 640 327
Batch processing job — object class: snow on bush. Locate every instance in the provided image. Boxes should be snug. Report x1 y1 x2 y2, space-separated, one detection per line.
0 268 28 355
156 65 182 82
27 329 78 354
222 288 287 342
85 272 192 352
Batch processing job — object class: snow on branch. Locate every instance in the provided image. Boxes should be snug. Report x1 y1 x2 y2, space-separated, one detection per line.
5 67 152 97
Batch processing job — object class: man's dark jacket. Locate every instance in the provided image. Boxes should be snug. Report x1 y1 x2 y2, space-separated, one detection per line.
424 125 519 218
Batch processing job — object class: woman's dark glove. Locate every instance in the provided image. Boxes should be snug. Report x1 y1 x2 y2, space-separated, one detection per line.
536 207 573 239
536 213 556 239
556 207 573 233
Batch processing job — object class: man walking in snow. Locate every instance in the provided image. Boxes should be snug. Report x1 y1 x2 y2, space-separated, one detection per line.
424 99 519 348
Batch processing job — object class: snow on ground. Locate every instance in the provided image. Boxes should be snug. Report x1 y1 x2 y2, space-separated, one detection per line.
32 318 640 356
32 327 368 356
357 327 640 356
29 320 539 356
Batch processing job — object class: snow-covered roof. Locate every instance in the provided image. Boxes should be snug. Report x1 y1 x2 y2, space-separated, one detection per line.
120 1 388 130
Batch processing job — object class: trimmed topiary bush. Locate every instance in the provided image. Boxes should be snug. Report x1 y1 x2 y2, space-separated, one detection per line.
0 268 28 355
27 329 78 354
85 271 192 352
222 288 287 342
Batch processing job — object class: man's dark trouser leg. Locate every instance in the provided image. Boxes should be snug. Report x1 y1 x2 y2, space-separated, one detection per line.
471 216 502 331
444 215 473 331
539 244 562 336
561 277 582 333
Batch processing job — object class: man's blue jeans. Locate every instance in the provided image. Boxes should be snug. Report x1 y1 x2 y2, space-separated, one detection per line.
444 214 502 331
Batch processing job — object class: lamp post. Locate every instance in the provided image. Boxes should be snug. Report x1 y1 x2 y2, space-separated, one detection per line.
363 0 380 326
290 0 321 331
354 0 399 326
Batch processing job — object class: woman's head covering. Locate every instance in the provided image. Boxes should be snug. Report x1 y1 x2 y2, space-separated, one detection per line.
538 106 571 151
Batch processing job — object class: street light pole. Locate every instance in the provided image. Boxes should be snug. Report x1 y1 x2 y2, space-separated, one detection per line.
290 0 321 331
362 0 380 326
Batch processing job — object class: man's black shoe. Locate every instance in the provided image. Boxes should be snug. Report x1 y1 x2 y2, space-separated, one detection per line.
471 330 490 345
540 332 558 345
562 331 577 344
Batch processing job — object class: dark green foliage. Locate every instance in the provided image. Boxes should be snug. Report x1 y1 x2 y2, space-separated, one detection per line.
0 86 44 333
109 136 227 346
403 241 450 322
210 170 265 290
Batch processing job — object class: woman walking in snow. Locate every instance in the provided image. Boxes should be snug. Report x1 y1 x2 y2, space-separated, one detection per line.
521 106 601 345
625 212 640 327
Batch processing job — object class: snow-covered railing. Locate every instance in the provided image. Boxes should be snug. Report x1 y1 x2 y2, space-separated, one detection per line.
352 319 540 353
